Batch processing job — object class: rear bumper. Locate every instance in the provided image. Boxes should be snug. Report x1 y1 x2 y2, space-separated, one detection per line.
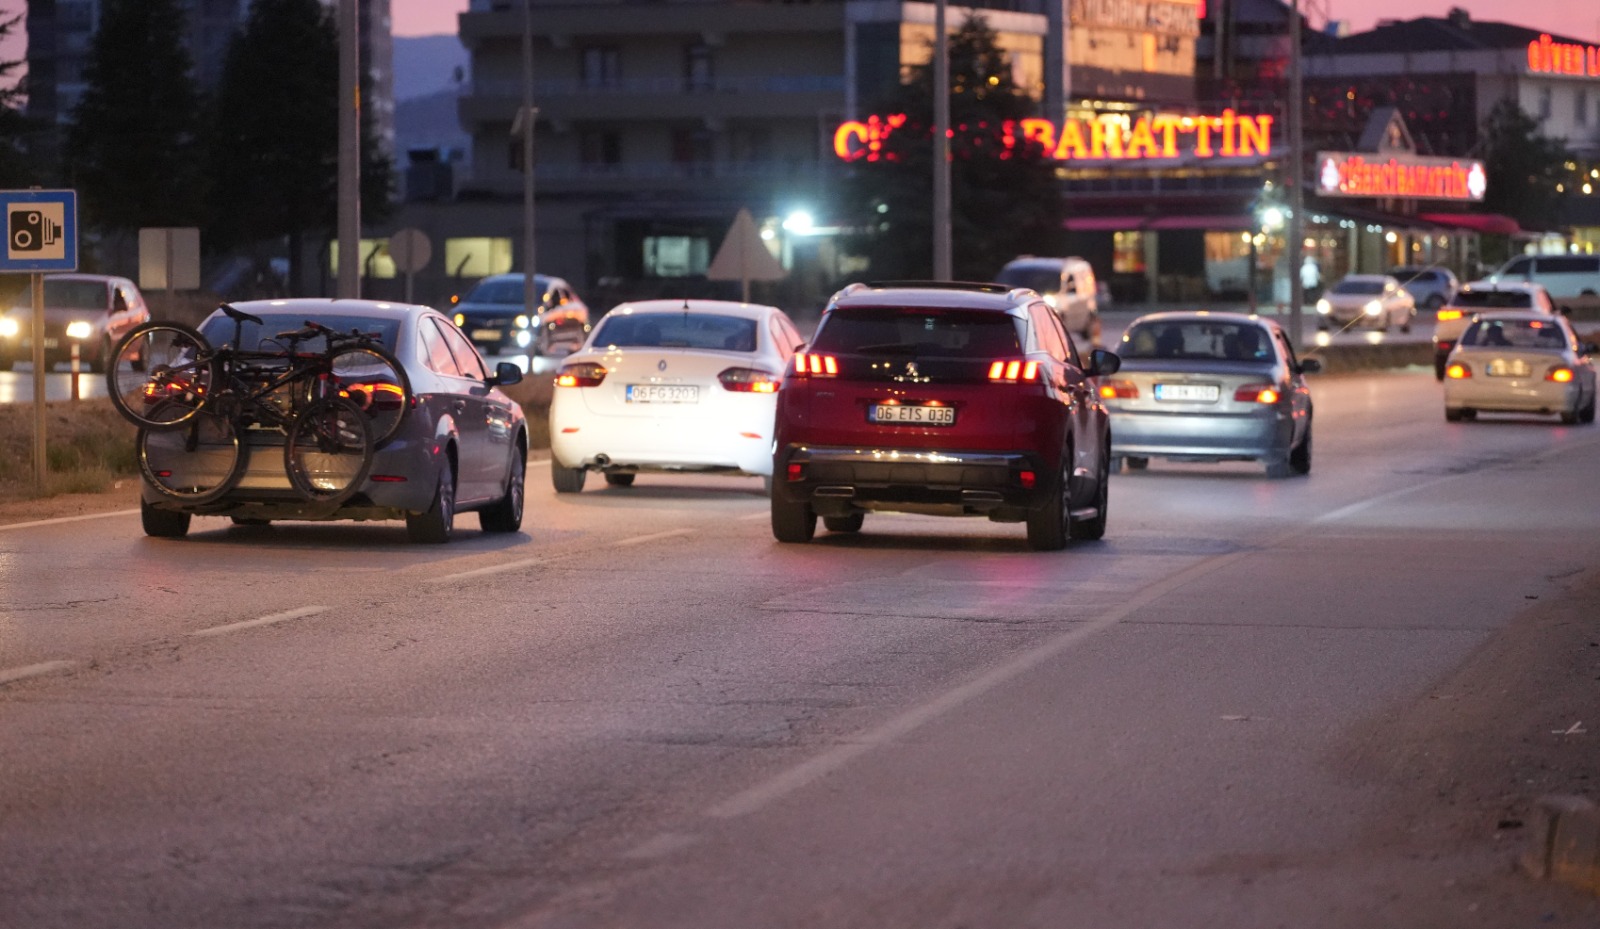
1109 408 1291 461
1444 379 1581 414
774 444 1049 517
550 396 774 476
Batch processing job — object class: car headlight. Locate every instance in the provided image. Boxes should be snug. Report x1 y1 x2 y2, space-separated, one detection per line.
515 331 532 348
1363 300 1383 316
0 316 17 338
1043 294 1058 309
453 312 466 327
1315 299 1331 315
65 320 94 341
515 314 530 329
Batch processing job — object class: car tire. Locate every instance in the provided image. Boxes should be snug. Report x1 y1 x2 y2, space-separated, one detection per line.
604 472 635 487
142 499 191 538
1434 358 1447 382
822 513 864 534
1445 408 1464 423
771 492 816 543
1560 408 1579 425
1025 448 1071 551
1580 396 1597 425
1068 446 1110 542
406 456 456 544
479 449 526 533
1399 314 1412 335
551 461 586 493
1125 456 1149 471
1288 419 1312 476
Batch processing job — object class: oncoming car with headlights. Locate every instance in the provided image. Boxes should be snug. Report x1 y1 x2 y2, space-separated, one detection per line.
0 273 149 372
450 273 589 357
549 299 804 492
1315 274 1415 332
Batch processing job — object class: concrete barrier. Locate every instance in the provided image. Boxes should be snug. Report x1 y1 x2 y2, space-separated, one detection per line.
1522 795 1600 897
1298 340 1433 375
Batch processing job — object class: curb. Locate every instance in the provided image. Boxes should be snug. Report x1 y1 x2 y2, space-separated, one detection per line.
1522 794 1600 896
1299 341 1433 374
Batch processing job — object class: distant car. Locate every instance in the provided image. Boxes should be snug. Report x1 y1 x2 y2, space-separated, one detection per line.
1099 312 1318 478
450 273 589 357
1488 254 1600 306
1387 266 1459 310
0 273 150 372
1431 282 1558 380
770 281 1119 551
548 299 804 492
993 256 1101 344
133 299 528 542
1315 274 1416 332
1442 312 1597 425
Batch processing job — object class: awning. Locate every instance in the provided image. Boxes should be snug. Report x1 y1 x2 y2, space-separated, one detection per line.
1419 212 1523 235
1146 214 1254 231
1063 216 1146 231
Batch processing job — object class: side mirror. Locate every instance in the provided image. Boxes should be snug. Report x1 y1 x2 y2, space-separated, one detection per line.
1087 348 1121 377
1297 357 1323 375
487 361 523 387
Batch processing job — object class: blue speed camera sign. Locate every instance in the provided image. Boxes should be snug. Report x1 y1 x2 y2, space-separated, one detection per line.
1 189 78 272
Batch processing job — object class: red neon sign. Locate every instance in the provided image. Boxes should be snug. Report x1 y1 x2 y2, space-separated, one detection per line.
832 110 1274 163
1315 152 1487 202
1527 34 1600 77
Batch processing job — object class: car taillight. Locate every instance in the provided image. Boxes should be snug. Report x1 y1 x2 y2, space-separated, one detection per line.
792 352 838 377
987 360 1040 382
342 381 405 411
1098 379 1138 399
1446 363 1471 379
1234 383 1280 404
1437 309 1463 321
555 362 607 388
1547 366 1575 383
786 462 804 482
718 367 780 393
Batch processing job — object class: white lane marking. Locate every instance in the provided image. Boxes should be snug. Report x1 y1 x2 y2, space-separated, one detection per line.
705 549 1254 821
427 557 542 584
189 606 328 639
1313 474 1460 524
614 528 694 547
528 459 552 469
0 660 76 686
0 509 138 532
737 511 769 522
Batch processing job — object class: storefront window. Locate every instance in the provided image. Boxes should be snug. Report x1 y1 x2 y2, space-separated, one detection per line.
445 238 514 279
644 235 709 277
1113 231 1145 273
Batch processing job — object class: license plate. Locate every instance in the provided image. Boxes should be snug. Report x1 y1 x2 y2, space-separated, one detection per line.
1487 359 1530 377
471 329 501 342
626 384 699 403
870 403 956 425
1153 383 1219 402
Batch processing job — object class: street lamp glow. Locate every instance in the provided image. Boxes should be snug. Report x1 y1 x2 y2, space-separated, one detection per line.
782 211 816 235
1259 206 1285 231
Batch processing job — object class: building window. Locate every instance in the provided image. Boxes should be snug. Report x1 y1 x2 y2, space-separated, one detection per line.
1537 86 1552 119
445 237 514 280
580 46 620 88
729 126 772 163
644 236 709 277
581 130 622 168
670 128 715 176
1112 231 1145 273
685 43 715 93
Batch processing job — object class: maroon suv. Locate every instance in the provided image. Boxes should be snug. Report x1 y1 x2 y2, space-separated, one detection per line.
771 282 1120 550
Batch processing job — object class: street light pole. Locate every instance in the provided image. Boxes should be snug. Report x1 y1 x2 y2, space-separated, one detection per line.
1287 0 1306 348
932 0 952 281
522 0 538 328
337 0 360 298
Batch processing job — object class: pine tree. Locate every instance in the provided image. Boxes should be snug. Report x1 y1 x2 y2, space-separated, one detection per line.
0 4 34 187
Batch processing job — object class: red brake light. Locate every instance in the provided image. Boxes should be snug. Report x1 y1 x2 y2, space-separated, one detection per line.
1234 383 1281 404
1547 366 1575 383
1019 470 1037 489
987 359 1040 382
555 362 607 388
1446 363 1470 379
786 462 804 482
1098 380 1138 399
793 353 838 377
718 367 780 393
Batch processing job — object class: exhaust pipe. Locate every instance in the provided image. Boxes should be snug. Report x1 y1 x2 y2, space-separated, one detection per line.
594 454 611 468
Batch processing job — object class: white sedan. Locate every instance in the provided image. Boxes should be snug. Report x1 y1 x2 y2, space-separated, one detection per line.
1443 311 1597 424
548 299 805 492
1315 274 1416 332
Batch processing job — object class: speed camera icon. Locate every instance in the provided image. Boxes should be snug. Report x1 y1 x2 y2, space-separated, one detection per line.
7 203 67 260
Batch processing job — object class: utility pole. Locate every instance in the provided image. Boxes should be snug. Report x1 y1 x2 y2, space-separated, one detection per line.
337 0 360 298
932 0 952 281
521 0 538 325
1287 0 1306 348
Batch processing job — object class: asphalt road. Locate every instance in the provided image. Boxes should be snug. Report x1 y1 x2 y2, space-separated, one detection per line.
2 368 1598 929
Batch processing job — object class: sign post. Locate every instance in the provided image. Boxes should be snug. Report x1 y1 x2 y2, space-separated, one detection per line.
387 227 432 303
2 189 79 488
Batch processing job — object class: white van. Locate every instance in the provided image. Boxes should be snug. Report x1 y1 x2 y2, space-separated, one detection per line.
1489 254 1600 306
994 256 1101 344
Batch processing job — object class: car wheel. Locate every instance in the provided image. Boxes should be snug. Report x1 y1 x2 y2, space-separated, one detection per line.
86 337 111 374
1445 408 1464 423
1399 313 1412 335
1288 419 1312 476
1025 447 1071 551
1068 446 1110 541
823 513 864 533
771 492 816 543
551 461 586 493
1560 408 1579 425
406 456 456 544
1125 456 1149 471
141 499 191 538
604 472 635 487
479 449 526 533
1434 358 1447 382
1580 395 1597 425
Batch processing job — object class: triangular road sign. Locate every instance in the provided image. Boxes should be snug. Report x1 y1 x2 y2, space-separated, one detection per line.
706 208 786 301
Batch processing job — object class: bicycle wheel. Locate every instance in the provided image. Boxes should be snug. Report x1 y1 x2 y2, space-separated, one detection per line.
328 345 411 447
108 322 217 430
138 410 245 504
284 397 374 503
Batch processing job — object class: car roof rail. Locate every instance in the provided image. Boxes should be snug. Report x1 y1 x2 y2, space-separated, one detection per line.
860 280 1010 293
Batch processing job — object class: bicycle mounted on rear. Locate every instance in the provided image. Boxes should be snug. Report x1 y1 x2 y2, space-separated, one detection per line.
107 304 412 507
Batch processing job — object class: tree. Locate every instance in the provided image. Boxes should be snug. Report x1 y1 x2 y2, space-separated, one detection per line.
836 14 1065 281
207 0 393 293
63 0 205 236
1477 99 1572 238
0 4 35 187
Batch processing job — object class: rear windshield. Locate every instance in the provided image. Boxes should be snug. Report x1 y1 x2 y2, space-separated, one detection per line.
1331 279 1384 295
810 307 1023 357
1121 320 1274 362
993 267 1058 293
201 313 402 353
1453 290 1535 309
590 312 758 352
1460 318 1568 350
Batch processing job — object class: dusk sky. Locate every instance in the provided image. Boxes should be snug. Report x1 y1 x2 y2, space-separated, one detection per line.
392 0 1598 42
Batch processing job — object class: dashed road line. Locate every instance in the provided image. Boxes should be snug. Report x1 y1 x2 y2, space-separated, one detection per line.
0 660 76 686
189 606 328 639
0 510 138 532
427 557 542 584
614 528 695 547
